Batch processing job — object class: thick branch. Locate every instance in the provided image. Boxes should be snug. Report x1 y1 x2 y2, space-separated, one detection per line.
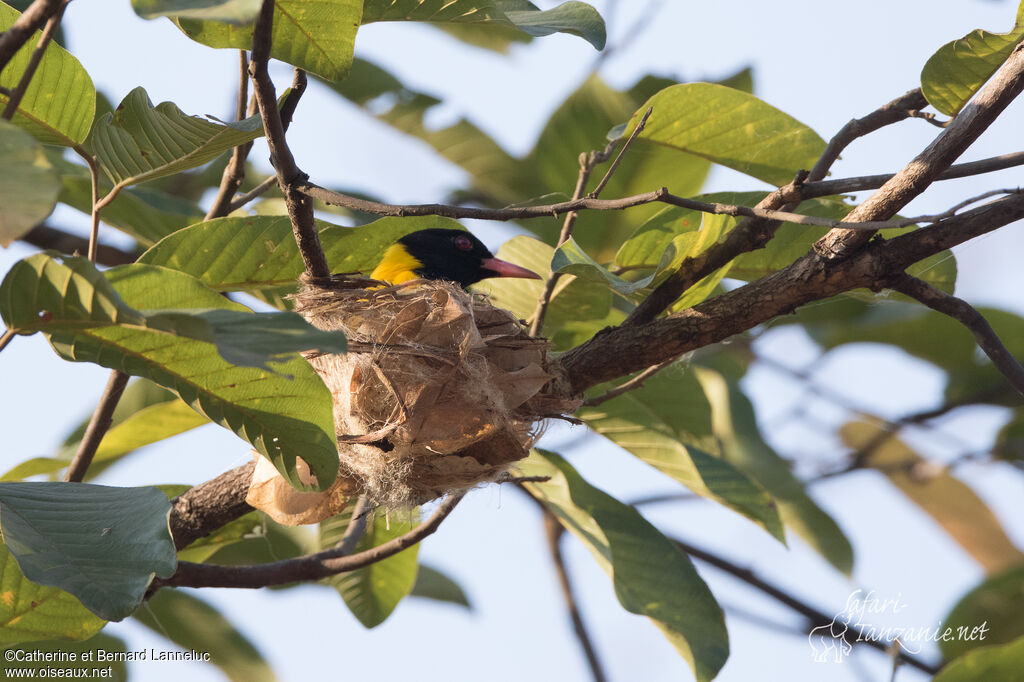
560 193 1024 394
815 43 1024 260
169 462 255 550
890 274 1024 397
156 492 463 589
248 1 328 278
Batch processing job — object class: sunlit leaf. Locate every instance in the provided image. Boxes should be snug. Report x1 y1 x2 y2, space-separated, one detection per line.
0 1 95 146
940 565 1024 661
933 635 1024 682
176 0 362 81
133 0 261 23
921 2 1024 116
629 83 825 186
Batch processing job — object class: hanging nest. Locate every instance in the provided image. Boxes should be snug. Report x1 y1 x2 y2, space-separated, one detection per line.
246 275 580 525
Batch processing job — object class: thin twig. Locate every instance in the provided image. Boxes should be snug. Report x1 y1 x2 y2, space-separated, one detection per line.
334 496 374 555
802 150 1024 199
70 143 102 262
63 370 129 482
0 0 67 121
205 50 254 221
544 513 608 682
891 274 1024 397
153 492 464 590
248 1 328 278
588 107 652 199
227 175 277 212
582 357 676 406
0 329 15 354
672 536 939 675
0 0 63 71
20 224 137 265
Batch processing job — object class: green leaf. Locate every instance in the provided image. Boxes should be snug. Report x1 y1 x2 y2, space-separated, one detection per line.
176 0 362 81
410 564 471 609
695 367 854 574
553 235 665 295
0 120 59 246
53 154 204 247
0 482 176 621
0 543 105 645
933 635 1024 682
362 0 606 50
579 367 785 541
842 421 1024 574
0 2 95 146
175 511 263 563
473 236 612 349
0 255 340 491
320 510 420 628
921 2 1024 116
133 0 260 23
134 590 276 682
0 254 347 371
522 451 728 682
2 634 128 680
205 516 315 566
86 87 265 189
940 565 1024 661
630 83 825 186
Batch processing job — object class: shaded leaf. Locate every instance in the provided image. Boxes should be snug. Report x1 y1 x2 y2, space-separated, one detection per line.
579 367 785 541
522 451 728 682
86 87 264 189
941 565 1024 661
0 543 105 645
134 590 275 682
176 0 362 81
921 2 1024 116
0 2 95 146
842 421 1024 573
206 516 315 567
320 510 420 628
362 0 606 50
410 564 472 609
0 120 59 246
629 83 825 186
0 482 176 621
933 635 1024 682
133 0 261 23
695 367 854 574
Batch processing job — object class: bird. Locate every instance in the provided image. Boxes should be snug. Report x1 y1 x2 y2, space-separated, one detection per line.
370 228 541 288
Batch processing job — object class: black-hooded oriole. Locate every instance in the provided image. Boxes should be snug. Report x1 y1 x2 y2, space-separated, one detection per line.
370 228 540 287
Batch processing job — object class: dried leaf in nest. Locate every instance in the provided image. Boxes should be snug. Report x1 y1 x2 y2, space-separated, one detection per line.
245 277 580 523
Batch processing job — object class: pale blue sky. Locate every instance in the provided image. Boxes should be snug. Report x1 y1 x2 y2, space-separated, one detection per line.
2 1 1023 681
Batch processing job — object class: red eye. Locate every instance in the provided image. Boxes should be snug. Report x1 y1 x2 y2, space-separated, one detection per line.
454 235 474 252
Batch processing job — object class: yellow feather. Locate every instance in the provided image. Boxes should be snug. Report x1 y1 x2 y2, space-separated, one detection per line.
370 243 423 284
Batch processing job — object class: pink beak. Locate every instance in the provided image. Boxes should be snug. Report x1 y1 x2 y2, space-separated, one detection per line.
480 257 542 280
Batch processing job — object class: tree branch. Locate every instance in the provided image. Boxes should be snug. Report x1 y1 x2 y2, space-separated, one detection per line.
205 50 254 221
155 492 464 589
0 0 66 120
544 512 608 682
169 462 255 550
248 0 328 278
559 192 1024 394
815 43 1024 261
890 274 1024 397
20 224 137 266
63 370 129 483
0 0 63 71
672 535 939 675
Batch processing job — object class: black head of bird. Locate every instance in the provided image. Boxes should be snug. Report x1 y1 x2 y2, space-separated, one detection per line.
370 228 541 288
